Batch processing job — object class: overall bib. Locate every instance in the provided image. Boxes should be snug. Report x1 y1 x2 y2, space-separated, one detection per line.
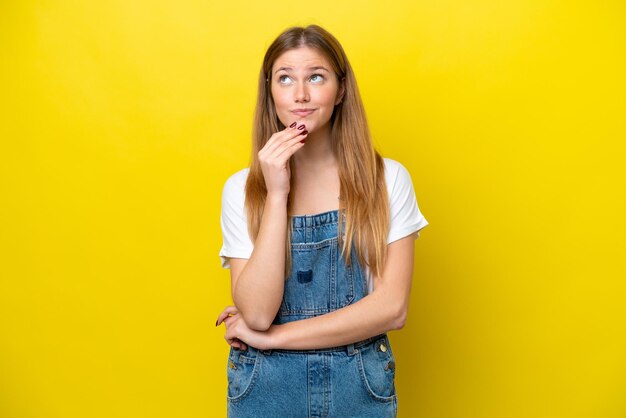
226 210 398 418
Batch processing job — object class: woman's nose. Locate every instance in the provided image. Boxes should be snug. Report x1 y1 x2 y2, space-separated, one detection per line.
295 83 309 102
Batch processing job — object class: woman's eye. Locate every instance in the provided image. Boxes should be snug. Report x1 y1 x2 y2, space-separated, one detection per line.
278 74 325 84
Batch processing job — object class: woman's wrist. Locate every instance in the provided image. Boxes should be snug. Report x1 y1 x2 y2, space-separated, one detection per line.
267 323 286 349
265 192 289 206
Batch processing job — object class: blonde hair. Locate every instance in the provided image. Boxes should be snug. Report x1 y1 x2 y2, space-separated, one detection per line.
245 24 390 279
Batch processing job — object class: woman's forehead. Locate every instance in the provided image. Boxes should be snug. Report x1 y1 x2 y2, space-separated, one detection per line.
272 47 330 71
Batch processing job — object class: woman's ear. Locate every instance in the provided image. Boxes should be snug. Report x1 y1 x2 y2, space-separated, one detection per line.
335 77 346 106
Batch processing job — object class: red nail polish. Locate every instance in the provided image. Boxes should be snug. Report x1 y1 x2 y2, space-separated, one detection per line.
289 122 297 128
215 319 218 326
299 130 308 135
300 139 306 143
297 125 305 130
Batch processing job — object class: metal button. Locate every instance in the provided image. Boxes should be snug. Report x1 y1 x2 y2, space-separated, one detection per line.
385 360 395 371
229 360 237 369
379 343 387 352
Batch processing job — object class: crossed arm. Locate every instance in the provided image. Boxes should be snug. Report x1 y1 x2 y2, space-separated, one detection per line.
216 232 418 351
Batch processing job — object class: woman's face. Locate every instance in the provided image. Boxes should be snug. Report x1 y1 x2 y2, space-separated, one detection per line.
270 46 344 134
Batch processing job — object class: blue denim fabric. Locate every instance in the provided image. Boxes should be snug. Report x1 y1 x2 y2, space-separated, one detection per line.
226 210 398 417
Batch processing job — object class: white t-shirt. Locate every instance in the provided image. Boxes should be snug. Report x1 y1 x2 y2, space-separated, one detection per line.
219 157 429 293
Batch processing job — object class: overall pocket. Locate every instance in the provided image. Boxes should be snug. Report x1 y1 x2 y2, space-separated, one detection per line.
356 335 397 402
226 346 261 403
281 237 347 315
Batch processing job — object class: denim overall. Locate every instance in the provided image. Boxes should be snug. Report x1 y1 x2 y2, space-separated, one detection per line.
226 210 398 417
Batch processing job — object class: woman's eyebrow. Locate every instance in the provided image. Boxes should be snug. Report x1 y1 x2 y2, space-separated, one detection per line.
274 66 330 74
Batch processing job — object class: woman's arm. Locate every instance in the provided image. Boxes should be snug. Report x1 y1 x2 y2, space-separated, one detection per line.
229 195 288 331
265 232 417 349
228 125 307 331
219 233 419 350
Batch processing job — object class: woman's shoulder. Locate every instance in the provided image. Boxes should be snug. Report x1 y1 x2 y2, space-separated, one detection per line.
382 157 405 174
223 167 250 190
382 157 411 188
221 168 250 207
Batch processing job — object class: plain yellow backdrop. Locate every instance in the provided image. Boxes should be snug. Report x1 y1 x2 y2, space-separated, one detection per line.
1 1 625 417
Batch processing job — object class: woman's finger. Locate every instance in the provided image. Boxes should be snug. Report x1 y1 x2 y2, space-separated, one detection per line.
226 336 240 348
221 316 248 351
224 327 239 344
230 338 248 351
259 128 293 156
267 124 307 154
261 123 306 156
272 131 308 160
263 128 308 165
223 314 238 328
236 340 248 350
216 305 239 326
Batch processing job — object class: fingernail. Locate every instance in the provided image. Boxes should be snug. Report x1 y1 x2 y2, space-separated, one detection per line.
299 130 308 135
215 319 218 326
297 124 305 130
289 122 297 128
300 139 306 143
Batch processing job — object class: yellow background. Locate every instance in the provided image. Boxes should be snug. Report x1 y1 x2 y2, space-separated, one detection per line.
1 1 625 417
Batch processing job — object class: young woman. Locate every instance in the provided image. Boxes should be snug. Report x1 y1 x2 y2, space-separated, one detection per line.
215 24 428 417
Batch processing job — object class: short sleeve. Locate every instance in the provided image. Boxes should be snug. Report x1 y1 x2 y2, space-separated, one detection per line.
218 169 254 269
386 159 429 243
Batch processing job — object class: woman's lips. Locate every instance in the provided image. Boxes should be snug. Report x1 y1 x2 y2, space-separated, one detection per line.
291 109 316 117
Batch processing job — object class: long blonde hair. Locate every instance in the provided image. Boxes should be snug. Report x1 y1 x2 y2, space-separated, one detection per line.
245 24 390 279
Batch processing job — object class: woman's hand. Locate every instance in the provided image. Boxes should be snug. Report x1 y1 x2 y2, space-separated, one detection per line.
216 305 275 351
258 122 308 197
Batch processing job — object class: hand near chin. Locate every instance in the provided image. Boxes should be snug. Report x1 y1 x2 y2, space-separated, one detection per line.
216 305 275 351
258 122 308 197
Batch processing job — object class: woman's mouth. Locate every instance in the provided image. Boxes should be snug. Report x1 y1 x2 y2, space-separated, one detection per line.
291 109 316 117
